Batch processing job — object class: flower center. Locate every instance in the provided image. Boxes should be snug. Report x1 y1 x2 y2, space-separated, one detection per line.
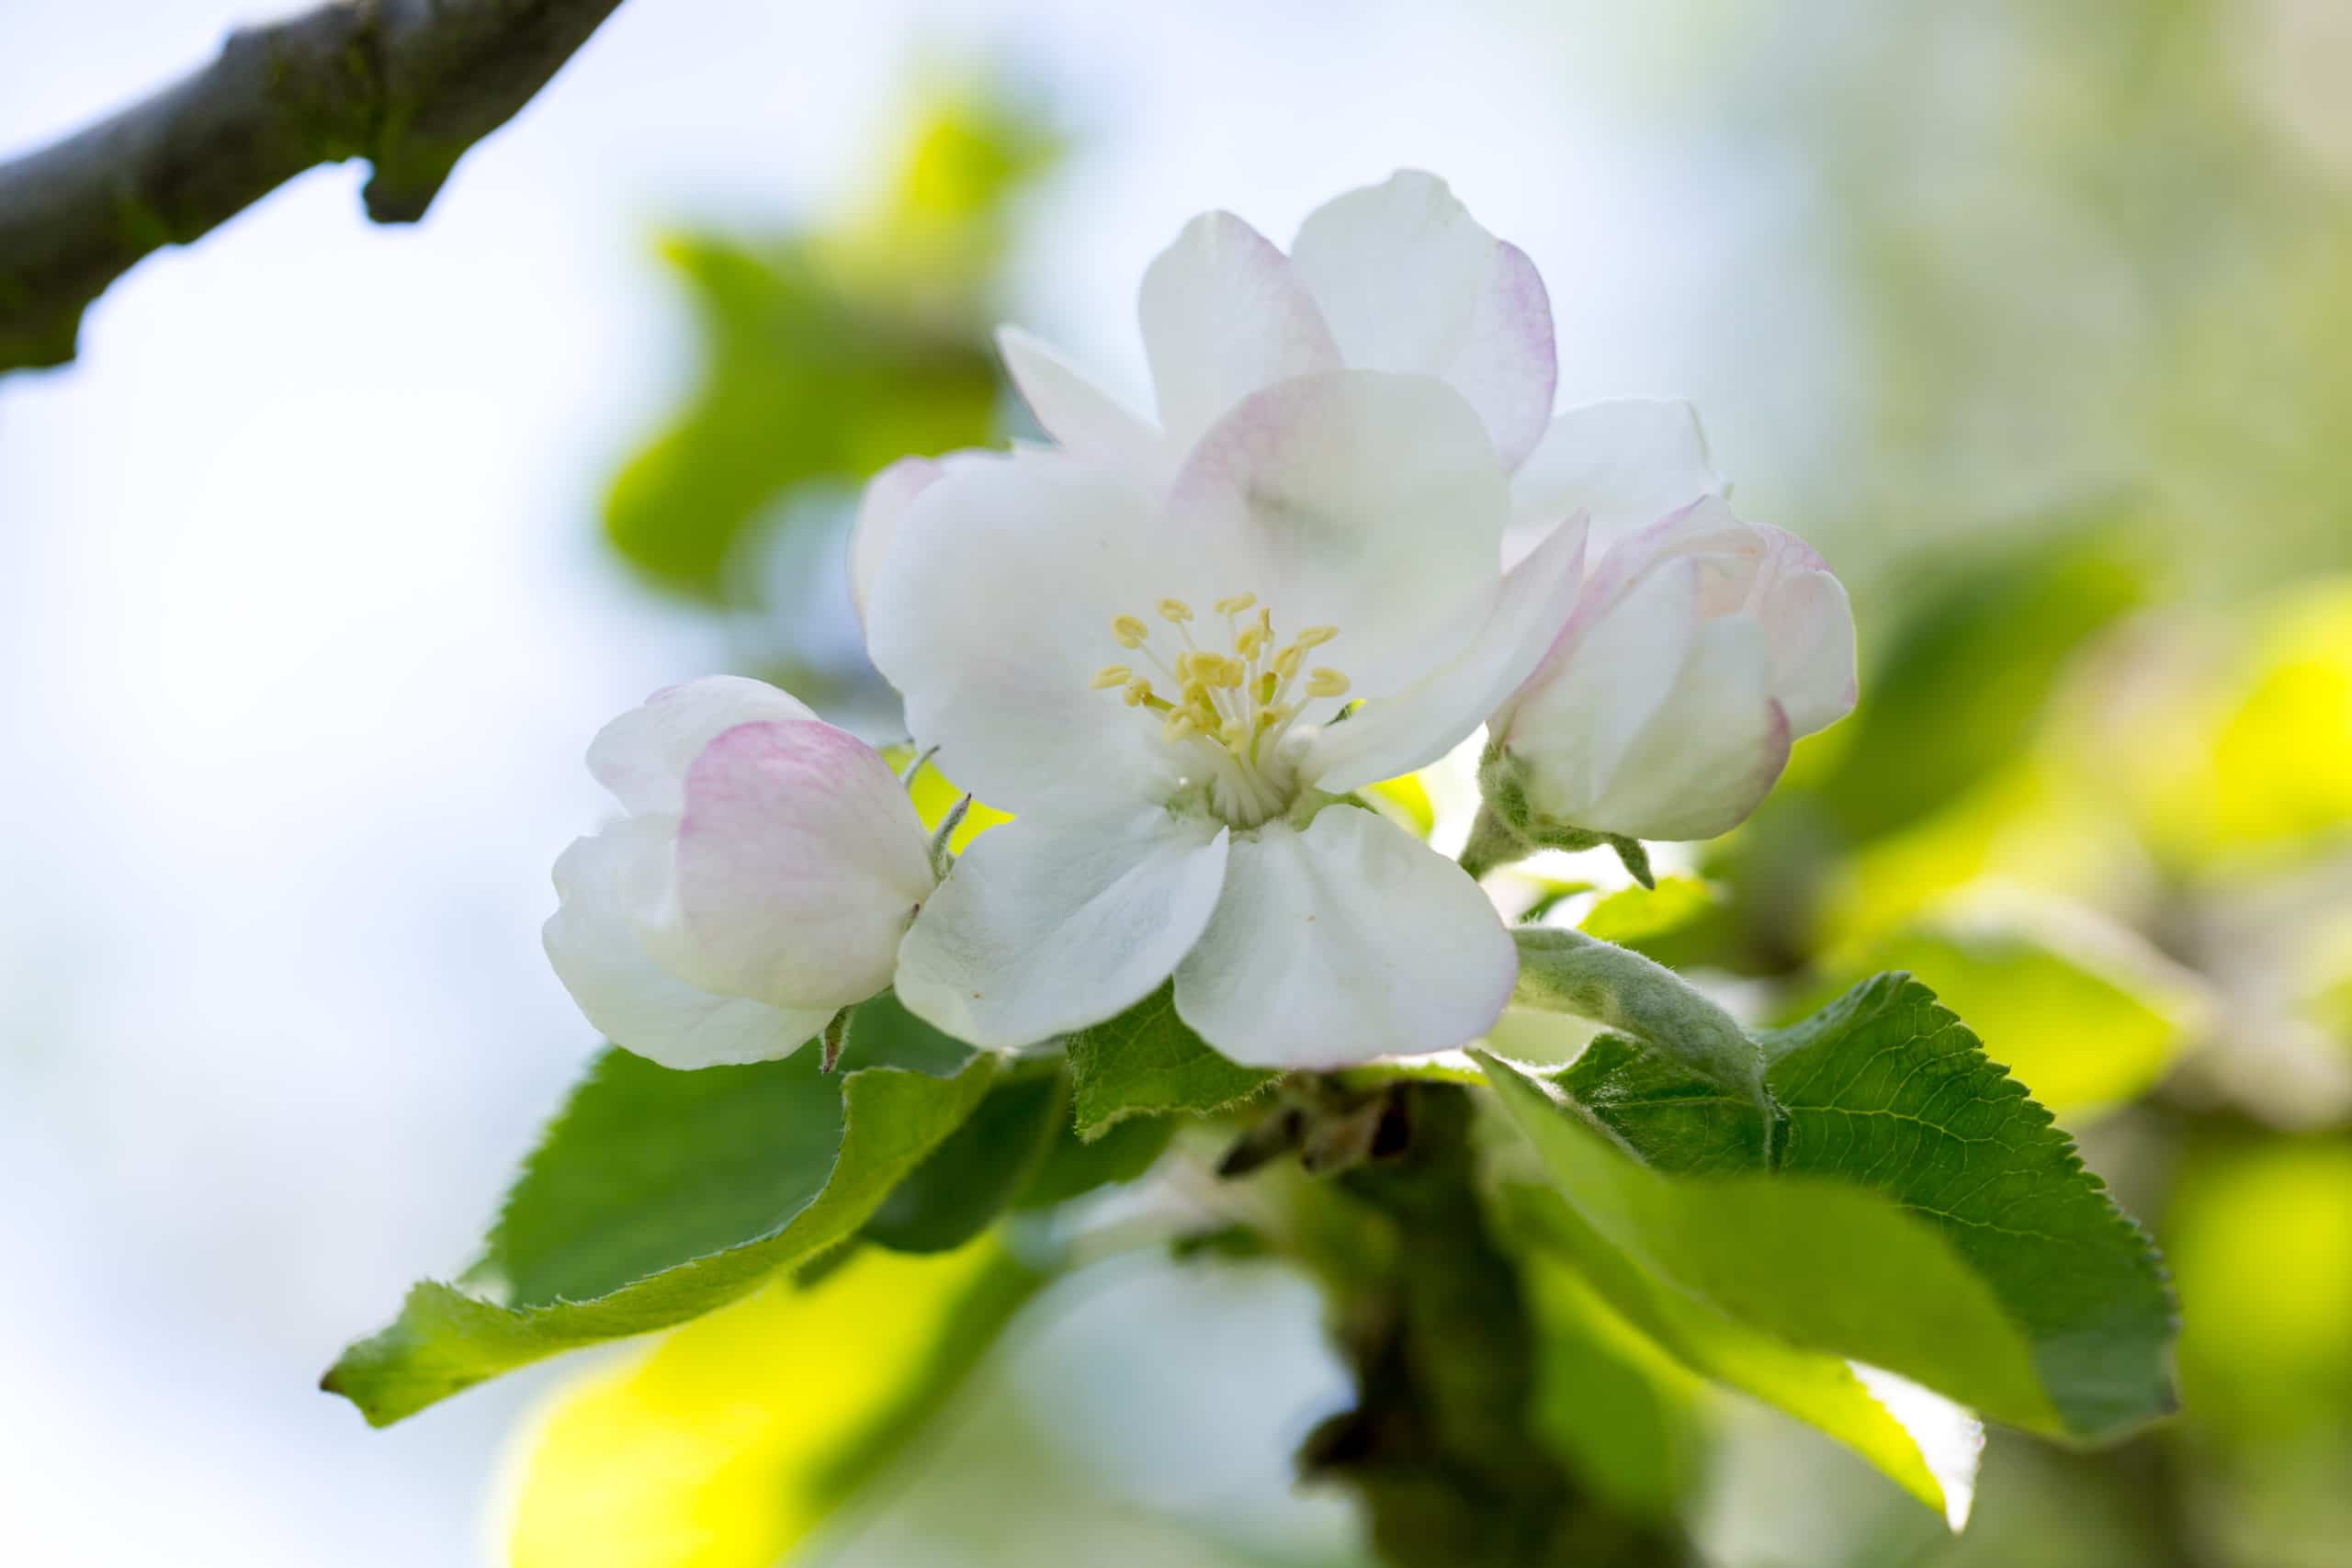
1092 593 1352 828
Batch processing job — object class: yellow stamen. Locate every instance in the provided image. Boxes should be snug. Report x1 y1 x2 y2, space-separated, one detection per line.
1163 710 1199 742
1112 615 1149 648
1180 678 1212 710
1123 678 1153 707
1158 598 1194 624
1219 716 1251 749
1295 625 1338 649
1254 671 1278 705
1214 592 1257 615
1091 664 1134 690
1306 668 1351 699
1236 622 1268 658
1273 646 1303 679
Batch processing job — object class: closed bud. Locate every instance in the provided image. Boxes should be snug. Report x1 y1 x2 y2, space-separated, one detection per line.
1484 498 1857 847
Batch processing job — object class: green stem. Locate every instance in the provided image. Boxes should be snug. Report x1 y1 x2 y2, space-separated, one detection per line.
1295 1084 1694 1568
1457 804 1532 882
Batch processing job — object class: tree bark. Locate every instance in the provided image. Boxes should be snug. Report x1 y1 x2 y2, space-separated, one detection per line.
0 0 627 374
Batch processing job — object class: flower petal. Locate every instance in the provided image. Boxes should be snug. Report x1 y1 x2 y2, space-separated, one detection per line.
1600 615 1793 840
1289 171 1557 468
544 818 830 1068
997 325 1169 478
663 720 935 1012
1173 806 1515 1068
1508 398 1725 557
850 457 944 627
895 803 1231 1049
1303 512 1589 794
1750 524 1859 738
1507 557 1792 842
1165 369 1510 697
585 677 819 816
1138 211 1341 451
865 447 1187 815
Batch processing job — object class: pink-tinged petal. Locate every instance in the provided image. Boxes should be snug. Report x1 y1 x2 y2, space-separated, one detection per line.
865 446 1187 816
1501 550 1795 843
1509 399 1726 555
1749 525 1858 738
544 818 831 1068
1138 210 1341 451
1289 172 1556 468
663 720 935 1013
895 803 1231 1049
1173 807 1515 1068
996 325 1169 479
850 457 945 627
1165 369 1509 697
1303 512 1589 794
585 676 819 816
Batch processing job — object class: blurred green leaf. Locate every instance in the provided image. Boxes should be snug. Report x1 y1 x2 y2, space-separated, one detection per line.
1507 1186 1976 1526
1514 1219 1710 1522
605 91 1058 602
1577 876 1720 949
507 1235 1045 1568
864 1060 1066 1252
322 999 996 1426
1065 984 1276 1141
2170 1138 2352 1441
1014 1101 1179 1209
1808 524 2150 845
1481 975 2175 1441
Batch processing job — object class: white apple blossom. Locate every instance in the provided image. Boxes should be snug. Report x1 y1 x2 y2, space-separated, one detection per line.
1485 497 1859 844
543 676 937 1069
855 172 1724 1069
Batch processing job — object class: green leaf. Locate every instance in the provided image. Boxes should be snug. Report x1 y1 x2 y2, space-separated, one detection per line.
322 1000 996 1427
863 1061 1066 1252
1491 975 2177 1441
1785 918 2197 1114
1504 1186 1977 1526
1014 1103 1178 1210
1064 984 1276 1140
506 1235 1045 1568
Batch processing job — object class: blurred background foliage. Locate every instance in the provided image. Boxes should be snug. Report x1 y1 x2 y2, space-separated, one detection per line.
537 4 2352 1563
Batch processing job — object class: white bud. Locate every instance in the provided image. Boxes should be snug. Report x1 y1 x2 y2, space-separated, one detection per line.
1487 498 1857 844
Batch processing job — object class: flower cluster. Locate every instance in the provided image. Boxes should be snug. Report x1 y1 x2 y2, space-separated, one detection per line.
546 173 1855 1074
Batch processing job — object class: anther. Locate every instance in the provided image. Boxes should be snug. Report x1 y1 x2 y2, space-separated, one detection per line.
1163 710 1199 741
1296 625 1339 649
1091 664 1134 690
1124 678 1153 707
1254 671 1278 705
1112 615 1149 648
1159 598 1194 624
1273 647 1303 679
1306 668 1351 699
1236 623 1268 658
1214 592 1257 615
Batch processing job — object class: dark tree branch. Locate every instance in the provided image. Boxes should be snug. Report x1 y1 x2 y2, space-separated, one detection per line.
0 0 627 374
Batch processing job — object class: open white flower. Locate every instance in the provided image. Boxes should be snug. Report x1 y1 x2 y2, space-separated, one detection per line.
857 172 1733 1069
1487 497 1859 843
543 677 937 1068
864 379 1547 1068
